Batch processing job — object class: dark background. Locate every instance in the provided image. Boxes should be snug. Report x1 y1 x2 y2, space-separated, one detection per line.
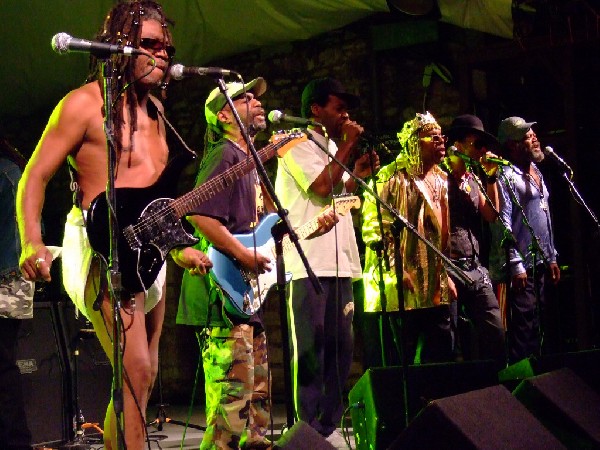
5 1 600 405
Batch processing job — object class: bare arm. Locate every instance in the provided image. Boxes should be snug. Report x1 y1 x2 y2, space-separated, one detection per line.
18 88 96 281
309 121 363 198
478 180 499 223
479 152 501 222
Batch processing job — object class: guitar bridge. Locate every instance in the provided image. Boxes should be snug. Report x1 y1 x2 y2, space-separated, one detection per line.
123 225 141 251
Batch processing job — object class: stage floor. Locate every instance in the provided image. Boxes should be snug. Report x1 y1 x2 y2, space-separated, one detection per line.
41 403 355 449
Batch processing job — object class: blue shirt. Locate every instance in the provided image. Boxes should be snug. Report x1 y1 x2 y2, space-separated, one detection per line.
497 163 558 276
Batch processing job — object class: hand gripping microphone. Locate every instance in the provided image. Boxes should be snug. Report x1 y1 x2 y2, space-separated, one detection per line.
51 32 145 57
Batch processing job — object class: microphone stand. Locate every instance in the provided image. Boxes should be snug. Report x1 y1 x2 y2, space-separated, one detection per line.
213 77 322 429
307 134 473 427
101 59 125 450
461 160 523 360
560 171 600 231
366 153 396 368
498 167 550 359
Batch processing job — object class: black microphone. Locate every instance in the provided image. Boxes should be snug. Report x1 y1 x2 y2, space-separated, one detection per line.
446 146 474 163
544 146 573 177
51 32 145 57
169 63 236 80
447 146 511 166
481 156 512 166
268 110 317 126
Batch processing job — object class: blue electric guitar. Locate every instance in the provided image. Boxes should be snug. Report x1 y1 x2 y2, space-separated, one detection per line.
208 195 361 318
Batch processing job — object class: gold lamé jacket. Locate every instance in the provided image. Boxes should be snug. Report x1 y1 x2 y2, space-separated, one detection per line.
362 160 450 312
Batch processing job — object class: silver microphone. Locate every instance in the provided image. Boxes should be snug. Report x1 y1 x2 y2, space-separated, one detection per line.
51 32 144 57
268 110 317 126
169 64 235 80
544 146 573 177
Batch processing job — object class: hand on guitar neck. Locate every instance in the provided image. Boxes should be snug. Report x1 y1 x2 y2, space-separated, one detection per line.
306 208 339 239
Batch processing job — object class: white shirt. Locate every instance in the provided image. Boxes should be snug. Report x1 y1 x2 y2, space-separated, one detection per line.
275 130 362 279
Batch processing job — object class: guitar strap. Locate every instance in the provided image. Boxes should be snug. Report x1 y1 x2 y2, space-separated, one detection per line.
67 159 85 224
152 99 198 158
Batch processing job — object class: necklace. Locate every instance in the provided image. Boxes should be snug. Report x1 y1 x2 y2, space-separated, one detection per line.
525 166 547 211
423 173 441 204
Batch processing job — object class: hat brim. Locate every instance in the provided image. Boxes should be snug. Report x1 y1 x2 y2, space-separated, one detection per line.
447 126 499 149
230 77 267 101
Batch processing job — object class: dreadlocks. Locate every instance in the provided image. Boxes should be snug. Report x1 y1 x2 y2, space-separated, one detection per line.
86 1 173 156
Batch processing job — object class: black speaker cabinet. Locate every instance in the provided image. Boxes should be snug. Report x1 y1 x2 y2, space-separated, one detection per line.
274 420 335 449
349 360 498 450
499 350 600 393
16 302 68 445
61 303 112 429
393 385 565 449
513 367 600 448
16 301 113 445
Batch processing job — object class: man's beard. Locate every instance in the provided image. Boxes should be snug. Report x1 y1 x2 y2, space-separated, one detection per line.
247 116 267 137
528 146 544 163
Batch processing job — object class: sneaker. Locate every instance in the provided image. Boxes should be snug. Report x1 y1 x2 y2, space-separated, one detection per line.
325 430 348 449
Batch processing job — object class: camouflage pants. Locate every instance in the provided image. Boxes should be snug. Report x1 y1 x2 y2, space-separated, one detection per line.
200 324 271 449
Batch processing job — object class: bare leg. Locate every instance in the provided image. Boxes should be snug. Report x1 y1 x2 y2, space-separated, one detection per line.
83 262 163 450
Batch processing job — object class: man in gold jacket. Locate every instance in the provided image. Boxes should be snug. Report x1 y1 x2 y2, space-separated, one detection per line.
362 111 456 364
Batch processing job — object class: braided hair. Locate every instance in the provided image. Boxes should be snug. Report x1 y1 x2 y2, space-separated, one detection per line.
86 1 173 156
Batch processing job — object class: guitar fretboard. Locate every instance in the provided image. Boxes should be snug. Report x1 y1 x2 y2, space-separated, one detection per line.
169 135 298 218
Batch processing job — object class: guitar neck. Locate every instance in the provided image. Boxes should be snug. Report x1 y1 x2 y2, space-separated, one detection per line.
170 139 283 218
280 215 323 255
278 197 358 255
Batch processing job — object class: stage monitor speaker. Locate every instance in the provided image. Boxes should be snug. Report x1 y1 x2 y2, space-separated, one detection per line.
499 350 600 393
60 303 112 429
513 367 600 448
16 302 68 445
274 421 335 449
392 385 565 449
349 360 498 450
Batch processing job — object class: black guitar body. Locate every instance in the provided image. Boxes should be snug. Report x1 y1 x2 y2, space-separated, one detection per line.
86 156 197 293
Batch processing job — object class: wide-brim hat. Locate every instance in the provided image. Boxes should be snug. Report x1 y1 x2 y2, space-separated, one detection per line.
446 114 499 149
205 77 267 126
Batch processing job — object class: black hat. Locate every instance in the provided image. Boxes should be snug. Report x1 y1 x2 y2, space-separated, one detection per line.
446 114 499 149
301 78 360 118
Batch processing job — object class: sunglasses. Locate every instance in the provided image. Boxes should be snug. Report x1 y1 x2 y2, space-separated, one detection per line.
420 135 447 144
139 38 176 58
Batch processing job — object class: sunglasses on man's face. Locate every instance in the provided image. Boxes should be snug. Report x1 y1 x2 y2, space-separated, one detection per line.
420 135 447 144
139 38 176 58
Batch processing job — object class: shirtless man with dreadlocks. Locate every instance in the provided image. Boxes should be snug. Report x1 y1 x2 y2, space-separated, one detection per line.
16 2 209 449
